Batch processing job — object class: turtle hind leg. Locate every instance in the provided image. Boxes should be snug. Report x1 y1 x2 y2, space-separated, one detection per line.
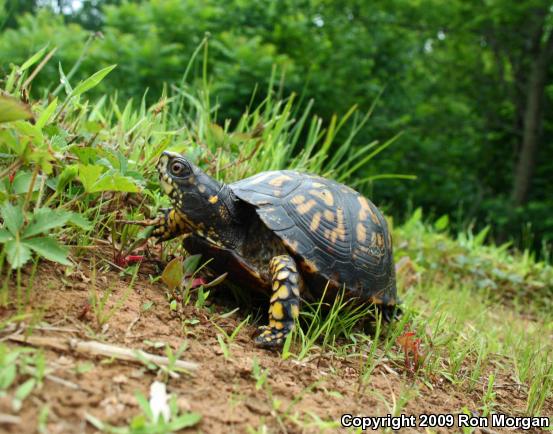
255 255 301 348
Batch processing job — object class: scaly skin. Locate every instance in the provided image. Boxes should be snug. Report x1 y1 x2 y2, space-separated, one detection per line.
255 255 301 348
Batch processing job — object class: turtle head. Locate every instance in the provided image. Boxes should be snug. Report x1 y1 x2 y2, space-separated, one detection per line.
156 151 239 241
157 151 222 212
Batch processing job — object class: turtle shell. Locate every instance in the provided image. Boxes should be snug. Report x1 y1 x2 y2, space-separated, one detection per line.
230 170 397 305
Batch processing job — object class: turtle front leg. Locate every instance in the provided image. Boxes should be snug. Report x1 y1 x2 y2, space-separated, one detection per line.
255 255 301 348
151 208 187 242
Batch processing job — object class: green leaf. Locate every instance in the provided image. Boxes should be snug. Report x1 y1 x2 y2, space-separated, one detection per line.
161 258 184 290
23 208 72 238
13 121 44 147
434 215 449 232
0 364 17 389
23 237 71 266
14 378 35 401
183 254 202 276
67 213 92 231
4 239 32 269
72 65 117 98
78 164 104 193
168 412 202 430
56 164 79 192
12 171 41 195
58 62 72 95
36 98 58 129
0 203 25 235
91 173 140 193
0 96 33 123
0 229 13 243
20 46 48 72
134 392 153 420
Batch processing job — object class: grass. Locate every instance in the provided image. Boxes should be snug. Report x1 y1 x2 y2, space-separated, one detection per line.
0 48 552 432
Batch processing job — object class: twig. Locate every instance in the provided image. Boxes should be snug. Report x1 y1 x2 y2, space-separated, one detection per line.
0 414 21 425
22 47 58 90
115 219 158 227
0 159 22 180
9 335 199 371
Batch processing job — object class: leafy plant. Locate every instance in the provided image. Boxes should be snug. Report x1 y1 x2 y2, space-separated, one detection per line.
86 390 201 434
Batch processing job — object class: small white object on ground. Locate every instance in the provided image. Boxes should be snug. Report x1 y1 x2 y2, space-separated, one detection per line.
149 381 171 423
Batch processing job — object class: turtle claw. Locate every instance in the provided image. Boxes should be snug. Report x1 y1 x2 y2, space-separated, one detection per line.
254 324 292 348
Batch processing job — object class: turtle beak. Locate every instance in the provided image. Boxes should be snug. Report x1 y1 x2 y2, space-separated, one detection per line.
157 152 176 196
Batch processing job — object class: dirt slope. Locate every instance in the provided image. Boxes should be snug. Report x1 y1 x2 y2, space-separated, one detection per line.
0 262 549 434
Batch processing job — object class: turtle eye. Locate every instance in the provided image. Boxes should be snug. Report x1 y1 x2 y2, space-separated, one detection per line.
170 161 187 177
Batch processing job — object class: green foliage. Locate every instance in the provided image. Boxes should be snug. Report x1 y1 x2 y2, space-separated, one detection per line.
86 390 201 433
395 208 553 311
2 0 551 254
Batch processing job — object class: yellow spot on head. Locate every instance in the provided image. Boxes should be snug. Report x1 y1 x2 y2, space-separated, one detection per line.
208 195 218 204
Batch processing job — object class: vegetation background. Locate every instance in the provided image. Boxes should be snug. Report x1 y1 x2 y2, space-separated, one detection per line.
2 0 552 258
0 1 552 431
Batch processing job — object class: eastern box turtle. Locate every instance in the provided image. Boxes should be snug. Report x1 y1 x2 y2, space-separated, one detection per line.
151 151 398 347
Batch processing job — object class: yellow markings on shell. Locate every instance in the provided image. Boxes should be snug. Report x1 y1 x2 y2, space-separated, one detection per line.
358 196 380 225
198 184 206 193
290 304 299 319
268 174 292 187
271 302 284 320
272 281 280 291
356 222 367 242
376 233 384 248
312 182 325 188
335 208 346 241
297 199 316 214
291 194 305 205
276 270 290 281
249 172 274 185
323 210 335 222
208 195 218 204
309 188 334 206
310 211 322 232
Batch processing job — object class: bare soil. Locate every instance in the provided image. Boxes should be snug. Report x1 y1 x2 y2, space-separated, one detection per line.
0 260 550 434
